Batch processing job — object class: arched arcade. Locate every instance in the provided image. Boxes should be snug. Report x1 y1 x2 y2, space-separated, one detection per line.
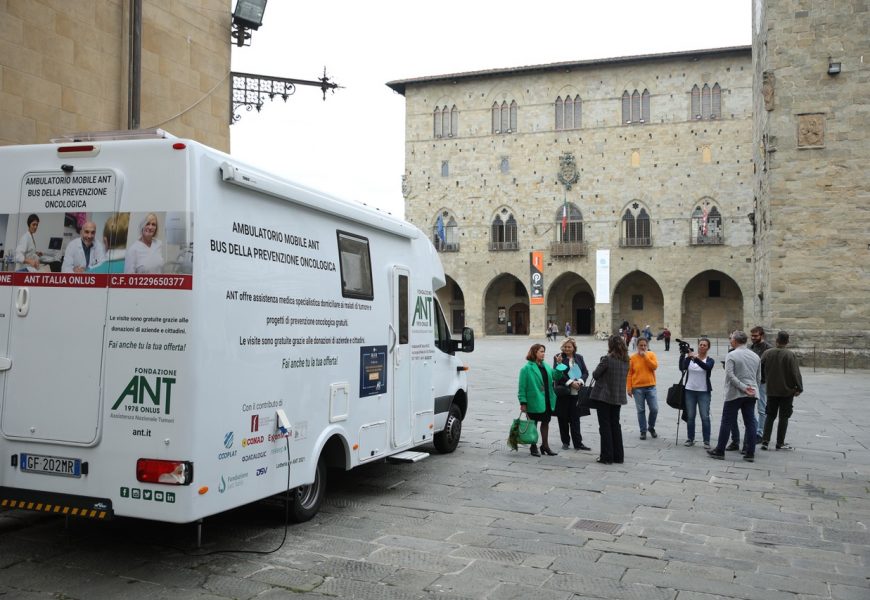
547 272 595 335
483 273 529 335
681 270 744 337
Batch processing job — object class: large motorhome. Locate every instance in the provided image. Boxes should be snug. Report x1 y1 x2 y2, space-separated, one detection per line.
0 131 473 524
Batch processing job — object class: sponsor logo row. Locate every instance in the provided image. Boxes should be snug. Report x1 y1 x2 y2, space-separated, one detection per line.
120 487 176 503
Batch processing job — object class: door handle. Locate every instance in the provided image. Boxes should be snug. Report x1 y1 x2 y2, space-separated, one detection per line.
388 323 397 354
15 287 29 317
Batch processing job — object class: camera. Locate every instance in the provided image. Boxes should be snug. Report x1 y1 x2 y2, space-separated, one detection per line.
676 338 694 354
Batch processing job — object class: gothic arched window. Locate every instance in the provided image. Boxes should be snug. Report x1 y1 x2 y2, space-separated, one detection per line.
432 211 459 251
555 95 582 130
690 203 723 244
555 203 583 242
621 203 652 247
690 83 722 120
622 89 650 124
490 211 518 250
492 100 518 134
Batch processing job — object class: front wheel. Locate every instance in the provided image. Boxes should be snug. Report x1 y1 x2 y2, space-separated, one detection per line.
289 456 326 522
433 404 462 454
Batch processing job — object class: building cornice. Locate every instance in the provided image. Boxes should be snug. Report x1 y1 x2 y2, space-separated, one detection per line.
386 46 752 95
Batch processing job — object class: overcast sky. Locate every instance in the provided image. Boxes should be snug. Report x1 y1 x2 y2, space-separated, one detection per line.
229 1 752 217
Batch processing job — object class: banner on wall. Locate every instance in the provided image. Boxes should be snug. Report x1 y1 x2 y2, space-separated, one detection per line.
595 249 610 304
529 251 544 305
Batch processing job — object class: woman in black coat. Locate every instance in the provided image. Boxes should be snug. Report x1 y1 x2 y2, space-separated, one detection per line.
590 335 630 464
553 338 591 451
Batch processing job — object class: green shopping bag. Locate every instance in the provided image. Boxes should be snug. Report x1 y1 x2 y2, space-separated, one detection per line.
508 412 539 450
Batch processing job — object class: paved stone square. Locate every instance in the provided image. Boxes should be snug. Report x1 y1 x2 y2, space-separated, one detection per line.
1 336 868 599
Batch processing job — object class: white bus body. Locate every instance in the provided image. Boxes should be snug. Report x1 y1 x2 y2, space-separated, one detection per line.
0 135 473 523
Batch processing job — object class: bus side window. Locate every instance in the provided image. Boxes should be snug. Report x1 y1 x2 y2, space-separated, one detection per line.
337 231 373 300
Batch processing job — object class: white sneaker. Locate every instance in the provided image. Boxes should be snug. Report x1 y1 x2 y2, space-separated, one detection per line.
703 442 711 449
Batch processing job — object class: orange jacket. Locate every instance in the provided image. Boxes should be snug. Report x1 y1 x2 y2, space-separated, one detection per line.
627 351 658 394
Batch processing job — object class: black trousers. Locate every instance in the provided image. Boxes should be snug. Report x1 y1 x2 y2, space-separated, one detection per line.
762 395 794 446
556 395 583 447
594 402 623 463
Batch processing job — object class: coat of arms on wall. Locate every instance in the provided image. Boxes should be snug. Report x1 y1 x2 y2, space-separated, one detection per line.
797 113 825 148
401 174 411 198
557 152 579 190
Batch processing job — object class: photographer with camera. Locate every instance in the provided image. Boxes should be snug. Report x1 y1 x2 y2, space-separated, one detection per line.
679 338 715 448
627 337 659 440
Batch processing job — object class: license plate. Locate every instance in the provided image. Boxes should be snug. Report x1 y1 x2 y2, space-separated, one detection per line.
20 453 82 478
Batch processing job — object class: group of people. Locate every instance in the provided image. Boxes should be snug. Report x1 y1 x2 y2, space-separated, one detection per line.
617 321 672 352
516 335 634 464
706 327 804 461
545 321 572 341
515 325 804 465
16 212 165 274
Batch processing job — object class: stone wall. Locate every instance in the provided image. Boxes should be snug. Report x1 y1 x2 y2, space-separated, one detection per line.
396 48 755 339
752 0 869 354
0 0 230 150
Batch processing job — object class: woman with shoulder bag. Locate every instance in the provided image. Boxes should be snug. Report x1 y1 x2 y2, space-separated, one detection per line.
590 335 630 464
518 344 564 457
678 338 715 448
553 338 591 451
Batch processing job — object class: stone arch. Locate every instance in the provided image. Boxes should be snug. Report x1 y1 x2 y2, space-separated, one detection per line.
546 272 595 335
611 271 664 333
435 275 466 334
483 273 528 335
681 270 744 337
484 84 528 107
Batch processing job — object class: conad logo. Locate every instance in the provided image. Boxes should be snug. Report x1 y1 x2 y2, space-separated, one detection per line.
241 435 264 448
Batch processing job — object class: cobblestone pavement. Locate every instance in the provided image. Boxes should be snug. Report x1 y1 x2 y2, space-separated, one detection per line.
1 336 868 599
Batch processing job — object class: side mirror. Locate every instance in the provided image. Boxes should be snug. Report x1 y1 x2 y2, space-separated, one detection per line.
460 327 474 353
452 327 474 353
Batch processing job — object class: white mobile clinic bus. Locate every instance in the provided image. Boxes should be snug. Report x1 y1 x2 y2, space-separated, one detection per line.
0 130 473 524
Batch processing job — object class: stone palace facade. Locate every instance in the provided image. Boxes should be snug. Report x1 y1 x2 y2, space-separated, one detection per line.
389 46 755 339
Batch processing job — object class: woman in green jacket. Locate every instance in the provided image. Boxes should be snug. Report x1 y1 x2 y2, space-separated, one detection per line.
518 343 563 456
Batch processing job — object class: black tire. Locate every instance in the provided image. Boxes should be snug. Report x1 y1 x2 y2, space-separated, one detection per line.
433 404 462 453
289 456 326 522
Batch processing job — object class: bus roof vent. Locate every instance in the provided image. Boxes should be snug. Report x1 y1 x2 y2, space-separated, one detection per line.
50 128 177 143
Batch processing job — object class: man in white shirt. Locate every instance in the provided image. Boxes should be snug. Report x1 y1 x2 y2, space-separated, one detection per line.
62 221 106 273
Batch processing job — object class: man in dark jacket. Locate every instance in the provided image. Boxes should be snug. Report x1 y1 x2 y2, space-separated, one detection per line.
749 326 773 439
760 331 803 451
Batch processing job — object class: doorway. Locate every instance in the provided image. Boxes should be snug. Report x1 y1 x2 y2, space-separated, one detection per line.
575 308 593 335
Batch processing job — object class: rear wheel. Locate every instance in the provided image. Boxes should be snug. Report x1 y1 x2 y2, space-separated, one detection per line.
433 404 462 453
289 456 325 522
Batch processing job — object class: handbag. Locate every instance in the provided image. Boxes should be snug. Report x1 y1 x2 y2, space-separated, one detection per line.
576 379 594 416
666 382 685 410
667 370 689 443
507 412 539 450
666 371 688 410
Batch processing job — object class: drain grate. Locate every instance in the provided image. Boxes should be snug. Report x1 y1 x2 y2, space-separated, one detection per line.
573 519 622 534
